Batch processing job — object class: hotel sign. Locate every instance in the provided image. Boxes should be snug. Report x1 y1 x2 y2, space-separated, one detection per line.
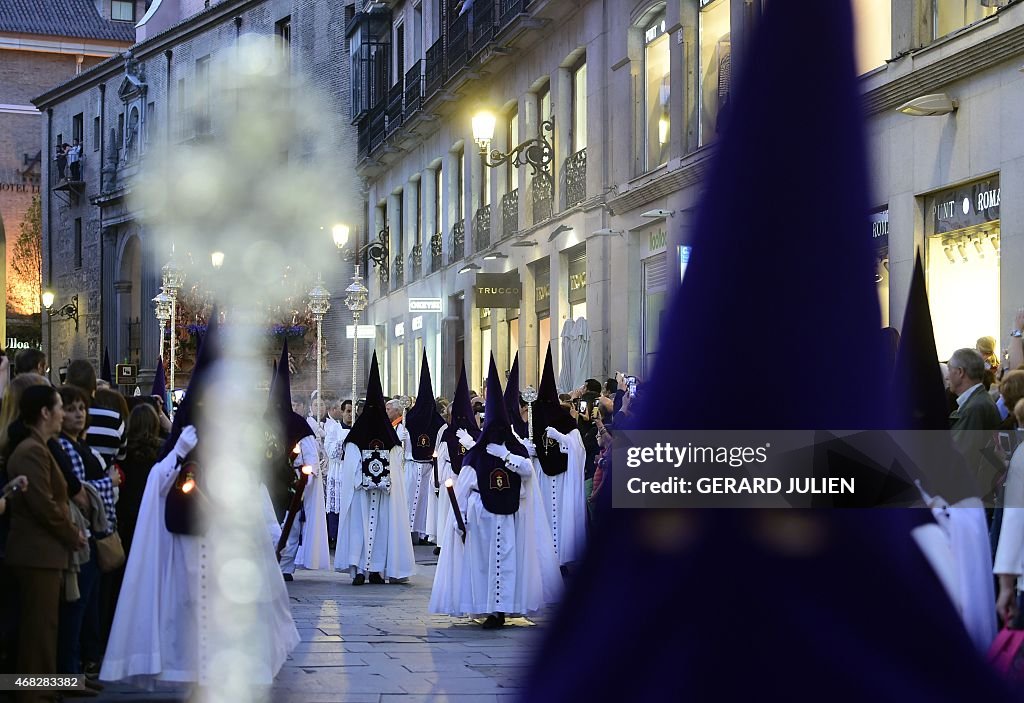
871 209 889 251
931 176 1000 234
474 272 522 308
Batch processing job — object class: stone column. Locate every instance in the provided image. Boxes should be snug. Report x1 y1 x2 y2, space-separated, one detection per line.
100 226 119 366
553 66 572 213
139 238 160 372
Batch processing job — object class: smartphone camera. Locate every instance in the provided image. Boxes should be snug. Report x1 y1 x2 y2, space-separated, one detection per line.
625 375 638 398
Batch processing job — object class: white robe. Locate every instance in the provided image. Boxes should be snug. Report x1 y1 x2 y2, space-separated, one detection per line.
292 434 330 570
535 427 587 566
334 442 416 579
325 418 349 514
429 453 562 617
101 452 299 687
406 424 447 539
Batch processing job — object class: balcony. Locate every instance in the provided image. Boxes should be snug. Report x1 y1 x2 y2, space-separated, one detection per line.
368 102 386 153
424 37 445 100
408 242 423 282
429 232 443 273
474 205 491 252
53 151 86 203
449 220 465 263
447 12 469 79
404 61 423 120
532 170 553 224
386 81 404 137
498 0 532 30
501 189 518 239
470 0 495 57
563 147 587 208
391 253 405 291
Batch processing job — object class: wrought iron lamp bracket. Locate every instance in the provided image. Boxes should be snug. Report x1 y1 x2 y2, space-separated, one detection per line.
482 119 554 177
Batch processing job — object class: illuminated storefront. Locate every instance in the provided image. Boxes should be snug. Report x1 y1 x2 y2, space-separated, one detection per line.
925 176 1001 360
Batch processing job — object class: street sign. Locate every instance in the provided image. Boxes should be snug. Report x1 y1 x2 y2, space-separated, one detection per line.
115 363 138 385
409 298 443 313
346 325 376 339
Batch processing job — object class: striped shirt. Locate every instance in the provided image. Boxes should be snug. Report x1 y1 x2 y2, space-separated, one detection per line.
87 407 127 462
58 436 117 533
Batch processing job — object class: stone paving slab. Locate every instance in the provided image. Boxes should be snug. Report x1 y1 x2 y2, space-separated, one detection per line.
90 546 548 701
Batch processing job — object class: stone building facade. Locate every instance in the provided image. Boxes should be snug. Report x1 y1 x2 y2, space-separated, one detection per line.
34 0 364 394
0 0 135 348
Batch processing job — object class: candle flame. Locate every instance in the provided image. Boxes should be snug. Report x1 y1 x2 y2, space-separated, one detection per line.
301 465 313 475
182 478 196 494
444 478 454 488
292 443 301 456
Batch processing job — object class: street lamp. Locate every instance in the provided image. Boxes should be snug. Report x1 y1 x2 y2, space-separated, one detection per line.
307 275 331 427
152 288 172 369
161 254 186 408
211 251 225 270
472 110 554 176
344 268 369 410
42 290 79 382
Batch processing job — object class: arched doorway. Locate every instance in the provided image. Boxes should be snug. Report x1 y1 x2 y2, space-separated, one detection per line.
116 233 142 365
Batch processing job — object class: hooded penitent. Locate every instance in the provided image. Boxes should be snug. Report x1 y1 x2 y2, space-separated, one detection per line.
405 350 446 460
521 0 1010 700
150 357 167 399
463 356 528 515
163 312 221 536
346 352 401 492
503 352 529 439
532 347 577 476
440 364 479 475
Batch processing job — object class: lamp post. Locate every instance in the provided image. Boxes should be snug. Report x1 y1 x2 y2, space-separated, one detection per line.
161 255 186 407
152 288 172 368
307 276 331 427
472 110 554 176
333 225 375 407
41 290 79 384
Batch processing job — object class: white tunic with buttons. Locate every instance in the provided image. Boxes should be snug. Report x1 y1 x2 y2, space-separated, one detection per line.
429 454 561 617
535 427 587 566
101 451 299 687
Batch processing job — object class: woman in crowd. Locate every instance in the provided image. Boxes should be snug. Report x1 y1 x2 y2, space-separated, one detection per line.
5 385 86 702
116 403 163 557
998 370 1024 430
55 385 119 681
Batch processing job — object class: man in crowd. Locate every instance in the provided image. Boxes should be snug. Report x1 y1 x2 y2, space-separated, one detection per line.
14 349 47 378
948 347 1001 494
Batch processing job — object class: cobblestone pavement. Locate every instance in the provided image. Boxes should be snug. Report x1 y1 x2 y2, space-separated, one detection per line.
91 545 547 702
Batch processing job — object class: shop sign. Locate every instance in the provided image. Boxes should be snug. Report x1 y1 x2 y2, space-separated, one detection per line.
649 227 668 254
931 176 1000 234
395 322 405 338
5 337 41 350
475 272 522 308
535 284 550 303
345 325 376 339
409 298 442 313
871 209 889 251
115 363 137 385
411 315 423 331
679 245 692 284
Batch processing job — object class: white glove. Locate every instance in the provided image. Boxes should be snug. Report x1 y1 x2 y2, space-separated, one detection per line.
519 438 537 458
174 426 198 459
456 428 476 450
485 443 508 459
545 426 565 443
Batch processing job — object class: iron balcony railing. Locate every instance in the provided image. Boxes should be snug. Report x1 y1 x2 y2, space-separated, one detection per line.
449 220 465 263
563 147 587 208
424 37 445 99
470 0 495 57
386 81 404 137
391 252 405 291
501 189 518 239
532 170 553 224
429 233 443 273
404 61 423 119
409 242 423 282
474 205 491 252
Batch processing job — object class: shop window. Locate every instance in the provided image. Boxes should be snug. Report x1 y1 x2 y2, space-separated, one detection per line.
508 315 520 370
567 244 587 321
534 257 551 376
924 177 1001 360
480 308 492 385
506 108 519 189
643 253 667 379
699 0 731 146
643 9 670 171
852 0 891 73
934 0 1006 40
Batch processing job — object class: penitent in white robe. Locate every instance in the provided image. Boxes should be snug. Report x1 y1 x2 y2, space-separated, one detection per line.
535 427 587 566
334 443 416 579
291 434 330 570
407 424 447 541
325 419 349 515
101 452 299 687
429 454 562 617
